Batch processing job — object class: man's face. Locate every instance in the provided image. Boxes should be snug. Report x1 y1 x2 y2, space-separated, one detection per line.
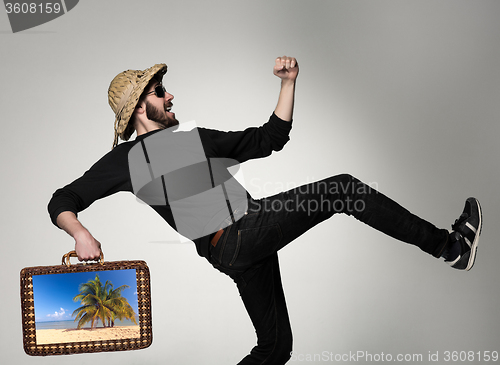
143 80 179 130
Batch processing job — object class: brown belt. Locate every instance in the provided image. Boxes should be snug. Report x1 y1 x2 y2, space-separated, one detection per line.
210 229 224 247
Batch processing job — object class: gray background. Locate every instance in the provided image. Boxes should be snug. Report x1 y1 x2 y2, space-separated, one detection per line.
1 0 499 364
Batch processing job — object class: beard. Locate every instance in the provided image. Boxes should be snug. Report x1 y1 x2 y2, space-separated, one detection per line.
145 100 180 130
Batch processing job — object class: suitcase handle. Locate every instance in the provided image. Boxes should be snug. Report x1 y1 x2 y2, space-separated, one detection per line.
62 250 104 267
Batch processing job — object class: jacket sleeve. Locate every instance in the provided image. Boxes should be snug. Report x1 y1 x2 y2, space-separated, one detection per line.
202 112 292 163
47 146 131 228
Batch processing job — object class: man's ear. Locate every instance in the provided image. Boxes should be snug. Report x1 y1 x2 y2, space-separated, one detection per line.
134 101 146 118
136 101 145 114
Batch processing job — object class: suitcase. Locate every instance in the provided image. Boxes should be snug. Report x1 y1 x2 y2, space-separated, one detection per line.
20 251 152 356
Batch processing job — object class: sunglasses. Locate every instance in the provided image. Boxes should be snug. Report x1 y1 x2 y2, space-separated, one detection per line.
145 83 166 98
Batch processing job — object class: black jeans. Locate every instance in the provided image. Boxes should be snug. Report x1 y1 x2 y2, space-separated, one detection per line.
208 174 448 365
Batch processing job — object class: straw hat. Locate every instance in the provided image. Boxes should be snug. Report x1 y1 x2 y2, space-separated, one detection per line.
108 63 168 149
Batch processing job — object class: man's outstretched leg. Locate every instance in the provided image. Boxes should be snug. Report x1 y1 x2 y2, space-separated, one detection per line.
248 174 482 270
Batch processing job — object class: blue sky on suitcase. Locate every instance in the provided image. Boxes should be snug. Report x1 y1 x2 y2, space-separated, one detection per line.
32 269 138 323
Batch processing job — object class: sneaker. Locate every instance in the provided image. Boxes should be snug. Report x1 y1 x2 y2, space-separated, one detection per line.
446 197 482 270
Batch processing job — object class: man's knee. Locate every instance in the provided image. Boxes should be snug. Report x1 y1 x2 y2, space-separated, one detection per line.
333 173 357 186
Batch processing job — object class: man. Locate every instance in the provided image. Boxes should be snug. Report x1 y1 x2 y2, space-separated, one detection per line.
48 57 482 365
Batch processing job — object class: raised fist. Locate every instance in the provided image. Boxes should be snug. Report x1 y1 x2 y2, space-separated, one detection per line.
273 56 299 82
